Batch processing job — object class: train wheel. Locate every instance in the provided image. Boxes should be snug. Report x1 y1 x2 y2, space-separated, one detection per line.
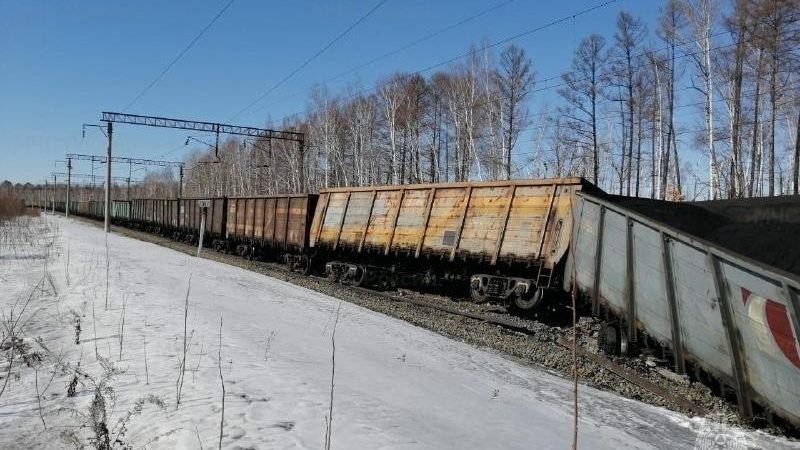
327 265 341 283
353 266 368 287
619 328 629 357
469 276 487 303
470 287 488 303
600 322 620 356
301 257 312 276
513 287 544 311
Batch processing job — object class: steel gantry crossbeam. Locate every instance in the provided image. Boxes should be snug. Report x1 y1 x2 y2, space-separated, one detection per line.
101 112 304 143
66 153 185 217
101 111 306 191
52 172 135 183
51 172 139 218
66 153 184 168
95 111 306 233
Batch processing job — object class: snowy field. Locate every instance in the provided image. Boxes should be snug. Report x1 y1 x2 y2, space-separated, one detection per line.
0 215 797 450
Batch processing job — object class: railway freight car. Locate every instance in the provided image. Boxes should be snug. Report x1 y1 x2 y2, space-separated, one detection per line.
177 197 226 244
111 200 131 223
130 199 178 235
75 201 91 217
223 194 318 271
567 191 800 426
310 177 597 310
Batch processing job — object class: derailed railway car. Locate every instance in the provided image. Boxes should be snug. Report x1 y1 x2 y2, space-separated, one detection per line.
222 194 318 271
567 191 800 427
309 177 596 310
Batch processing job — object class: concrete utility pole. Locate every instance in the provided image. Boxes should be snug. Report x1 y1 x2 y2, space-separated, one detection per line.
104 122 113 232
52 174 56 215
66 158 71 218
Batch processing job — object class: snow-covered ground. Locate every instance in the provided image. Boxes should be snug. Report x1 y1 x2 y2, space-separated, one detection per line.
0 215 797 449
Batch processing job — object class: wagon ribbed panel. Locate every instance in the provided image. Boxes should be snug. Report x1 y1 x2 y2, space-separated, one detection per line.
364 191 402 249
287 197 307 248
456 186 512 256
391 189 429 250
254 198 265 239
244 198 255 238
421 188 468 251
235 199 246 237
264 197 277 241
339 191 374 247
275 197 289 244
169 200 178 227
319 192 349 244
630 223 672 343
226 199 237 237
211 199 225 235
496 185 551 259
671 240 732 377
309 193 327 247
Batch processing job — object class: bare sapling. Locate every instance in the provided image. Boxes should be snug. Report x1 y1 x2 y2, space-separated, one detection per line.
324 303 342 450
0 279 43 400
143 316 149 385
41 235 49 295
193 336 204 383
264 331 276 361
92 296 99 359
0 337 15 399
195 427 204 450
176 274 192 408
65 243 71 286
118 295 127 361
218 317 225 450
34 366 46 429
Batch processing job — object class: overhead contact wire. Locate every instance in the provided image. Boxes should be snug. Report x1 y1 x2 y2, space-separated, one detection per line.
123 0 237 112
228 0 390 122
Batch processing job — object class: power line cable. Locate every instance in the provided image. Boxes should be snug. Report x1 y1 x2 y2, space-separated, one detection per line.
276 7 799 128
250 0 517 116
271 0 623 124
321 23 797 134
123 0 237 112
228 0 390 122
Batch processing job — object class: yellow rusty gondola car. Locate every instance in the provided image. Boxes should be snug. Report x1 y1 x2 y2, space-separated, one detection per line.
309 177 598 310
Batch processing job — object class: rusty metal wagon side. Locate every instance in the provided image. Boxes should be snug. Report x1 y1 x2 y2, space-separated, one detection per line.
224 194 318 270
309 177 595 309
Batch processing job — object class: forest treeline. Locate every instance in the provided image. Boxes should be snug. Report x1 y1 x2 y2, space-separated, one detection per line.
17 0 800 203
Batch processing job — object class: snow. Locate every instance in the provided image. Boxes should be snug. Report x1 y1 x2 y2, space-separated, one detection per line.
0 215 797 449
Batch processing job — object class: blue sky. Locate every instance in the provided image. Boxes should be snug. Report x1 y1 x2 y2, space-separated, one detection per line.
0 0 664 184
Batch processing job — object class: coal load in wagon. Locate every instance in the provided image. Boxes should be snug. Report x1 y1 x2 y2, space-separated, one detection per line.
598 194 800 277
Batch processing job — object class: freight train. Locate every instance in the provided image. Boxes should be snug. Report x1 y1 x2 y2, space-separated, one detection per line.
38 177 800 428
